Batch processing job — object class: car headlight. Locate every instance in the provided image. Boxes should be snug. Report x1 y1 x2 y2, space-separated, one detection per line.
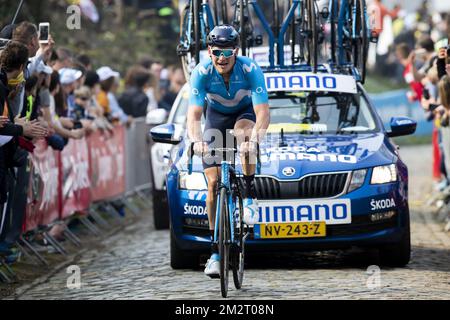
179 171 208 190
371 164 397 184
348 169 367 192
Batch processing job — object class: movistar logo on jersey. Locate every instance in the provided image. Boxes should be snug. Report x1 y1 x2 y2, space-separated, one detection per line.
264 72 358 94
258 199 352 225
243 62 257 73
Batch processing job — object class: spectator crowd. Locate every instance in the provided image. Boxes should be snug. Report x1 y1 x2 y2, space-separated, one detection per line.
374 1 450 194
0 21 185 264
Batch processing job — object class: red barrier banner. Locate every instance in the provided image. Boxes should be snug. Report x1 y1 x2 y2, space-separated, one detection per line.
60 137 91 218
25 140 60 232
88 126 126 201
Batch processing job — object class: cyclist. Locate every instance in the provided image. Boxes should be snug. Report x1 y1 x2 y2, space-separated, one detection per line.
186 25 270 277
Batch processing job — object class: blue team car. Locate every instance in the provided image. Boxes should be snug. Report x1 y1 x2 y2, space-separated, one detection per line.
150 70 417 269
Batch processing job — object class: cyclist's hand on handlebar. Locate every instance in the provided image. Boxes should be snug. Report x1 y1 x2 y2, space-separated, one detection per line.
193 141 208 156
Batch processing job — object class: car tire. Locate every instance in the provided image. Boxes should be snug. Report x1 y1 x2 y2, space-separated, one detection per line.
170 229 199 269
153 190 169 230
379 217 411 267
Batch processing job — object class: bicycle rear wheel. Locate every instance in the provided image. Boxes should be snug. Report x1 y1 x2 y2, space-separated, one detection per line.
353 0 368 82
193 0 201 66
329 0 338 64
300 0 318 71
179 1 201 81
239 0 247 56
307 0 318 72
218 187 230 298
213 0 228 25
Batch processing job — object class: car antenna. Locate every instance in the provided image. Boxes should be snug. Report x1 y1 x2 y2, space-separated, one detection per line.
12 0 25 25
279 128 287 147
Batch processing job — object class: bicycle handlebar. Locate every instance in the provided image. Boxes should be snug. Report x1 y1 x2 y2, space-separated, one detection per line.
187 141 261 175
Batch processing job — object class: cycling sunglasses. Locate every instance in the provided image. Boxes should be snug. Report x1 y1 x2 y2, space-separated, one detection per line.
211 49 235 58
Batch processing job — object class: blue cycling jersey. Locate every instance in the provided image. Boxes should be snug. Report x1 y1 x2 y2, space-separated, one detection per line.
189 56 269 114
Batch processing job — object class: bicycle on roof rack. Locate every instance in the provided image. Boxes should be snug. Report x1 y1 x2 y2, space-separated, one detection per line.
177 0 216 80
177 0 330 76
176 0 376 92
332 0 377 83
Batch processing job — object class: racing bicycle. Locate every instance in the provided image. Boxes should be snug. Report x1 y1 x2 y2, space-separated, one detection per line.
335 0 372 83
188 135 258 298
178 0 216 80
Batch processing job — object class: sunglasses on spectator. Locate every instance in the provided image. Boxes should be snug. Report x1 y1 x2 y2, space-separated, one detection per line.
211 49 235 58
78 97 89 101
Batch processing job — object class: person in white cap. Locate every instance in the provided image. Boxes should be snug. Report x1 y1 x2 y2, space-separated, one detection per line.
58 67 83 117
96 66 119 119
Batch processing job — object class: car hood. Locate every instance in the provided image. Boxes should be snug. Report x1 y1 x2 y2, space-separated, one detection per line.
176 132 397 179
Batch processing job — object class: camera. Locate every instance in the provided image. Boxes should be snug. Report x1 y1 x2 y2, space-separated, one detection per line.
423 88 430 100
73 120 83 129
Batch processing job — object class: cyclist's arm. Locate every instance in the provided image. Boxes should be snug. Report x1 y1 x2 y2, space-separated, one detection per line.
250 103 270 144
187 105 203 142
187 67 207 142
246 60 270 143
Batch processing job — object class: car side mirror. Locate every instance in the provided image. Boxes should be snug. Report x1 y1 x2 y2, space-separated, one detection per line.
387 117 417 138
149 123 183 145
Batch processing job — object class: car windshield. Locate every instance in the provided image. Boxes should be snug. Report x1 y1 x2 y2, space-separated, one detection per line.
267 91 378 134
173 88 378 134
172 89 189 125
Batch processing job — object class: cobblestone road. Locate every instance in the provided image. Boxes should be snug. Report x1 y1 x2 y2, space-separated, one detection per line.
9 145 450 300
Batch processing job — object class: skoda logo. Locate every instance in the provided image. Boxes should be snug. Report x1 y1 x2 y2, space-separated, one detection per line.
282 167 295 177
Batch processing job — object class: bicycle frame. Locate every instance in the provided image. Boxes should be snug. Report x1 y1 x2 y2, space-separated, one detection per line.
277 0 300 67
248 0 276 68
214 160 236 246
186 140 261 249
248 0 315 69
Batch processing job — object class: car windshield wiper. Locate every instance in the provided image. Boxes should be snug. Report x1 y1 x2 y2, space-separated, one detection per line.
336 130 357 135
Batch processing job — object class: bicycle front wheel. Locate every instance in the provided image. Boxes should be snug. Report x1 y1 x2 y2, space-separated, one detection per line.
218 187 230 298
232 194 244 289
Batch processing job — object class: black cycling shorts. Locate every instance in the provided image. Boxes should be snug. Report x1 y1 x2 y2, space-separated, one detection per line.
202 104 256 169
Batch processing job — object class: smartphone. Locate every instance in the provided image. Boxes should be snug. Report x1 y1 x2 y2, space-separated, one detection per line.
423 88 430 100
429 103 440 112
38 22 50 44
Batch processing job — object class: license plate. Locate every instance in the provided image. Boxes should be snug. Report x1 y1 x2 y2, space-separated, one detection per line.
254 222 326 239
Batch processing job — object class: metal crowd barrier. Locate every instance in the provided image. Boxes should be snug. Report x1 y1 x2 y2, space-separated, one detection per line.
0 123 154 281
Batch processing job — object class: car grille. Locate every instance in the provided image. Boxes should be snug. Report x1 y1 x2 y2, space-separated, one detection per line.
326 215 398 237
239 172 349 200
